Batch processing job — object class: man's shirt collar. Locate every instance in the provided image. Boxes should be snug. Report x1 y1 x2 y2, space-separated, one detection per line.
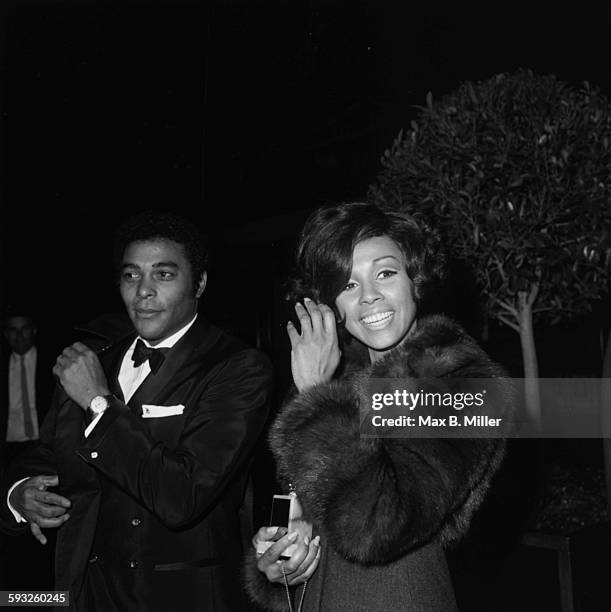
138 314 198 350
10 346 37 362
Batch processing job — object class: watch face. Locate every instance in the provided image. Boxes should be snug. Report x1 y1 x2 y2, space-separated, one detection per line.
90 395 109 414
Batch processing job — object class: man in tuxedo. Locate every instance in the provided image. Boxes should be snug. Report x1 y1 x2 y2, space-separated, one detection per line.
0 212 273 611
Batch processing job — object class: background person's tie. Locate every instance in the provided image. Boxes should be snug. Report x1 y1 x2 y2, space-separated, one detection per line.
20 354 35 439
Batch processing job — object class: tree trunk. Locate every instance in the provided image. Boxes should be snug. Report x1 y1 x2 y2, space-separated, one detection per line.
518 292 541 424
481 316 489 344
601 327 611 515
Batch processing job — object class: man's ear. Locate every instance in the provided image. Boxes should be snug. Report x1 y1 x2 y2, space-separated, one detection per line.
195 272 207 299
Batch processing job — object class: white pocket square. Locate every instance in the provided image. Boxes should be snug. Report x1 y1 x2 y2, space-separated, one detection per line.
141 404 185 418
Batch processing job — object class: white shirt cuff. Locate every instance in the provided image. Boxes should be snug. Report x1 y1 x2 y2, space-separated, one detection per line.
7 478 30 523
84 411 104 437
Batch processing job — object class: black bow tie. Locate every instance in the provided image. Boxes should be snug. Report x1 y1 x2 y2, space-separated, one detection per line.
131 339 169 374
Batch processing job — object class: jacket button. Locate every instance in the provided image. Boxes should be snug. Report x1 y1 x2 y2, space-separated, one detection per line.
131 518 141 527
90 451 98 459
88 554 98 564
129 560 139 569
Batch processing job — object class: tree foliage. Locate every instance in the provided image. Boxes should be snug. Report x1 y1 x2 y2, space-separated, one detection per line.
369 69 611 330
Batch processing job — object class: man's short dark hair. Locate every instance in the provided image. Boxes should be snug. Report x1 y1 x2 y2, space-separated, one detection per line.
114 211 208 291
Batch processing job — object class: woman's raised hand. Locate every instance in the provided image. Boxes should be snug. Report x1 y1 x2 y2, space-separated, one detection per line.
287 298 341 392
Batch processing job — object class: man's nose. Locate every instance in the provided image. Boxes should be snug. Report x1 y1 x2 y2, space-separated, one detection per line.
136 278 156 298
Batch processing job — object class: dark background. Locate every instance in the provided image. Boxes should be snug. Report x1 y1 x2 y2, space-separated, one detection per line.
1 2 611 608
1 0 610 348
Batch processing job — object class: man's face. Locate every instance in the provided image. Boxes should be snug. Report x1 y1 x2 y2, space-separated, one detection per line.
4 316 37 355
119 239 206 346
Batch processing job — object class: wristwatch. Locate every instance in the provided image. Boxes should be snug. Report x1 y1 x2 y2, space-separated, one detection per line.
87 395 113 422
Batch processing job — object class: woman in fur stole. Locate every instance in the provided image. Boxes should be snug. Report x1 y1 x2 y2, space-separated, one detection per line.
244 203 513 611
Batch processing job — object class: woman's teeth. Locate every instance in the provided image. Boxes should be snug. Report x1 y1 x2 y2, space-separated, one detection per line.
361 311 393 326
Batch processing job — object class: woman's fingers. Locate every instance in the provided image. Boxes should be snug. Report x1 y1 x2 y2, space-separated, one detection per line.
286 535 321 584
292 300 336 340
277 540 309 575
254 523 321 585
301 544 322 581
303 298 323 334
318 303 337 336
257 530 299 575
252 525 282 550
294 303 312 337
288 300 340 391
286 321 301 348
287 537 322 585
256 530 321 583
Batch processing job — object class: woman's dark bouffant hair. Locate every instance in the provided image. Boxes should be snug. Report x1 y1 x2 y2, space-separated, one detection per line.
288 202 445 307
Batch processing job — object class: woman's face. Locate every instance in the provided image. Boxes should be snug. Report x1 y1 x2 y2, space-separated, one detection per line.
335 236 417 363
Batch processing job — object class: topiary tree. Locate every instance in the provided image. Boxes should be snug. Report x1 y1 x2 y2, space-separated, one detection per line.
370 69 611 422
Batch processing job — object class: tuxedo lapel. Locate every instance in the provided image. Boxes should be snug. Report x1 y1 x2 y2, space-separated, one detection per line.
35 348 59 422
127 318 219 413
100 334 135 403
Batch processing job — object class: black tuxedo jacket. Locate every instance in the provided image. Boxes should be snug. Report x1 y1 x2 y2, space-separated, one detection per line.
0 318 273 611
0 347 56 454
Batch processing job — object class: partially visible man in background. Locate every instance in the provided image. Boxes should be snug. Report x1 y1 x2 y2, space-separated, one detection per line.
1 313 49 463
1 310 56 589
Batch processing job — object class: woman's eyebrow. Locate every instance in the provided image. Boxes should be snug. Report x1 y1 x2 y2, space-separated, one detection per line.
372 255 401 264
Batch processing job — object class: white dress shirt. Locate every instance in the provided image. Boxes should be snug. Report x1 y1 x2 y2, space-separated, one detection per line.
119 314 198 402
84 314 198 436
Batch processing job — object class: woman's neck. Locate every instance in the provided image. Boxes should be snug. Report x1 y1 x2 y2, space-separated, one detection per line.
367 319 418 364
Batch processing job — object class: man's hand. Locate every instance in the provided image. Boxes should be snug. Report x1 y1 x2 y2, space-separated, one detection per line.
9 475 71 544
53 342 110 410
253 524 321 586
287 299 341 392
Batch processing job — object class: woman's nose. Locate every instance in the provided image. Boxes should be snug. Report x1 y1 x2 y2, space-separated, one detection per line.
359 283 383 304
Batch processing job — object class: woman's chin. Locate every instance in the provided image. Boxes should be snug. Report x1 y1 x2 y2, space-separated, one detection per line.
365 330 406 350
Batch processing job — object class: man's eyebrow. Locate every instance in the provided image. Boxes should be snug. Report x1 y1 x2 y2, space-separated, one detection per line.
120 261 180 269
152 261 179 268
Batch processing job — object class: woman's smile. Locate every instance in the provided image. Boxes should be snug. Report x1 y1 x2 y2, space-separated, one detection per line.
360 310 394 328
335 235 417 362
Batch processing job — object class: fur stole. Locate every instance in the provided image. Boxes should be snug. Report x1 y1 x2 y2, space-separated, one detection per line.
243 314 513 609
